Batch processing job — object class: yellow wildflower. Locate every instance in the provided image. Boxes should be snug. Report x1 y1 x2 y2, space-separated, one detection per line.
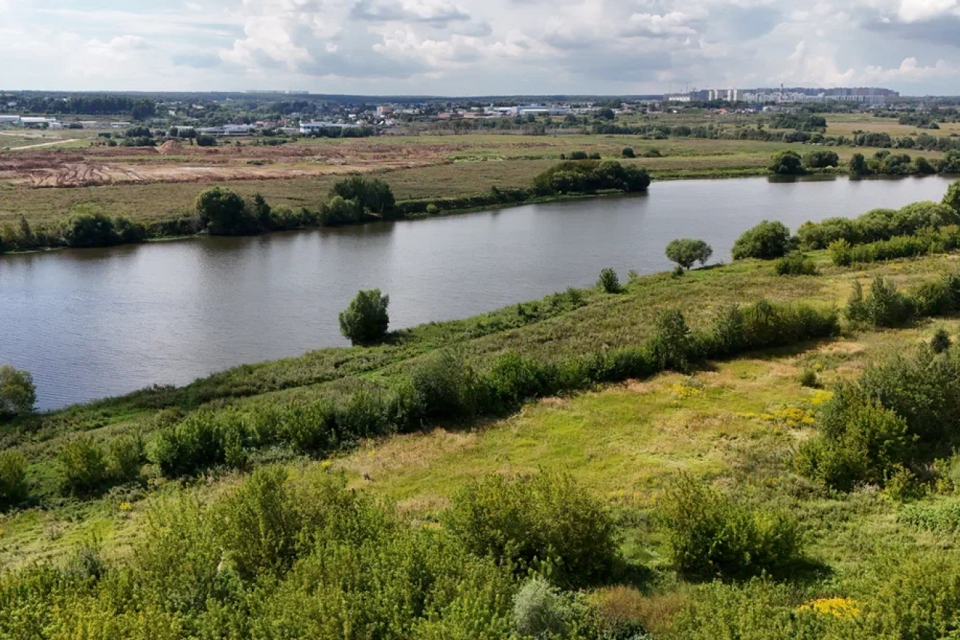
798 597 860 619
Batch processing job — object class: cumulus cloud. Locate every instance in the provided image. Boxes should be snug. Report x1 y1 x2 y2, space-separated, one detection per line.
1 0 959 94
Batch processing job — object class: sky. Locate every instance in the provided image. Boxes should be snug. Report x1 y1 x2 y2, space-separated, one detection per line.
1 0 959 96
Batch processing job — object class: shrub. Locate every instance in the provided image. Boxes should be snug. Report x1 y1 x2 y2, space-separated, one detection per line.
60 212 119 248
731 221 793 260
795 387 913 490
621 146 635 158
534 160 651 195
597 268 622 293
409 349 481 423
802 149 839 169
932 328 952 354
513 577 576 638
665 238 713 270
915 156 937 174
768 150 804 175
330 176 396 217
650 309 693 372
338 289 390 345
318 194 364 226
150 411 244 478
445 471 619 587
799 369 819 388
0 365 36 419
0 451 29 511
569 150 589 160
849 152 870 176
108 435 145 484
658 475 803 579
196 186 256 235
774 253 817 276
845 278 914 327
945 179 960 214
215 466 301 579
196 134 216 146
58 436 110 496
486 352 560 411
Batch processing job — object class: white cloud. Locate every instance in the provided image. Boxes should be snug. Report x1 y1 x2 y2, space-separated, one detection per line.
1 0 959 94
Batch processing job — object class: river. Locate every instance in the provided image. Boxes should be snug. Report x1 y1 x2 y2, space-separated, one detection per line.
1 175 955 410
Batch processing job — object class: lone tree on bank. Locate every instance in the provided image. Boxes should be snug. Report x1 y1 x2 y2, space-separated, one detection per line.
0 366 36 419
665 239 713 270
339 289 390 345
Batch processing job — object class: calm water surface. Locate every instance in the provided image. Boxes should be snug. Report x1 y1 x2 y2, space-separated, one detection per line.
1 175 955 409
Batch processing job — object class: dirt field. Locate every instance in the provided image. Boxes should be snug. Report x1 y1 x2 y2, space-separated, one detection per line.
0 140 465 187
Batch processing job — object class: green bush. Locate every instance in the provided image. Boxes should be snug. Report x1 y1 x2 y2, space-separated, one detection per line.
318 194 364 226
486 352 561 411
0 451 29 511
58 436 110 496
665 238 713 270
338 288 390 345
774 253 817 276
658 475 803 579
802 149 839 169
150 411 244 478
534 160 651 195
107 435 145 484
621 147 635 158
651 309 693 372
597 268 622 293
196 186 257 236
215 466 301 579
330 176 396 217
768 150 804 175
799 369 819 388
59 212 143 248
945 179 960 214
0 365 36 419
795 386 913 490
932 328 952 354
409 349 482 424
445 471 619 587
732 221 793 260
846 278 914 327
513 576 577 638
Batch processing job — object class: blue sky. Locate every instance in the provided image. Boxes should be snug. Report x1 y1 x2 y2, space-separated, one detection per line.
2 0 959 95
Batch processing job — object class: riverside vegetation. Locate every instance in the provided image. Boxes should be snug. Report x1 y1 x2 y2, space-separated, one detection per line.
0 159 650 254
2 181 960 638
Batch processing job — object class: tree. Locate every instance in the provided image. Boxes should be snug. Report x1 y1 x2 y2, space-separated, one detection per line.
597 268 621 293
849 152 870 177
732 221 793 260
665 239 713 270
196 187 256 235
944 180 960 214
598 108 615 121
768 150 804 175
330 177 396 217
802 150 839 169
252 193 272 229
339 289 390 345
0 366 36 418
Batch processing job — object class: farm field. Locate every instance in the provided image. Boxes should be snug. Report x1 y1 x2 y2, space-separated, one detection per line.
1 131 945 230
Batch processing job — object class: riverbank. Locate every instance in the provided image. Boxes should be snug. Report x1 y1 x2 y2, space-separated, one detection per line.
5 242 960 639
